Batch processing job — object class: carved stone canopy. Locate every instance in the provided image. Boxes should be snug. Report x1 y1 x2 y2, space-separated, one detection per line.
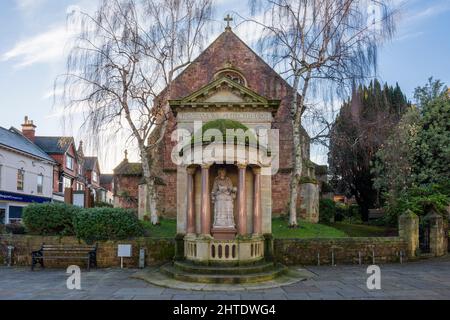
169 76 280 116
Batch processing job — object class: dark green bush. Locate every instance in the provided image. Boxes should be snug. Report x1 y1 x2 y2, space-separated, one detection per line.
384 184 449 226
23 203 81 236
319 199 336 223
94 201 114 208
5 224 26 235
74 208 144 242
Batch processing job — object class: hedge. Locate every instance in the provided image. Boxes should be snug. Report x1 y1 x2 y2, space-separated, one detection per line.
23 203 81 236
73 208 144 242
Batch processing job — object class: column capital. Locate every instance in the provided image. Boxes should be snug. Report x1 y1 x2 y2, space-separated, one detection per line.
187 167 197 176
237 162 248 170
252 167 262 175
201 163 213 169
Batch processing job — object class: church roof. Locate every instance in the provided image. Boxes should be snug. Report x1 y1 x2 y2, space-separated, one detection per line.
165 29 297 102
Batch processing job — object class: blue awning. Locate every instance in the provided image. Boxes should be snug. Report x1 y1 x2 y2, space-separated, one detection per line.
0 191 52 204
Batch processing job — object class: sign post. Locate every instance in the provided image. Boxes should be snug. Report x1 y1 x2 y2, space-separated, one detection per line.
117 245 132 269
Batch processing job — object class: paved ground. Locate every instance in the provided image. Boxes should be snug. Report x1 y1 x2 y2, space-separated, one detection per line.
1 256 449 300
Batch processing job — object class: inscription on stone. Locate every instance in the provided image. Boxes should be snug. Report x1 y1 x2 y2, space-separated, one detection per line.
178 112 272 122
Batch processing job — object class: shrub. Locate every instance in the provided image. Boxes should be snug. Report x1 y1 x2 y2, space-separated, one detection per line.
5 223 26 235
319 199 336 223
74 208 144 242
94 201 114 208
23 203 81 236
384 184 449 226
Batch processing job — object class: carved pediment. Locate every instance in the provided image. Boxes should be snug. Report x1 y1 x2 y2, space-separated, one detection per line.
169 77 280 114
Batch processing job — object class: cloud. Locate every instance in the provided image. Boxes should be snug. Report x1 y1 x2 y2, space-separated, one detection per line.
16 0 48 12
1 25 74 68
402 0 450 25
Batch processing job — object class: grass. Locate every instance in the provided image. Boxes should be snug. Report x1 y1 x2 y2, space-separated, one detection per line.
141 217 395 239
327 222 397 237
142 219 177 238
272 218 347 239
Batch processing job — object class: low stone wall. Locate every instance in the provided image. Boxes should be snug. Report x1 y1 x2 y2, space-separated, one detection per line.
274 237 408 266
0 235 175 268
1 235 410 268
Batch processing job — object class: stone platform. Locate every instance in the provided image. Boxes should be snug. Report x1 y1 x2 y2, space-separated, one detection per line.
161 261 287 284
133 264 314 291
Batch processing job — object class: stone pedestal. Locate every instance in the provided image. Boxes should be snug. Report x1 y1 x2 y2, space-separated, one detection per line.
212 227 237 240
399 210 419 258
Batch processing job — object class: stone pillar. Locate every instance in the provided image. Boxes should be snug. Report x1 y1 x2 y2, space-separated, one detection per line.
186 167 196 235
237 163 248 236
399 210 419 258
200 164 211 236
427 211 446 257
299 182 320 224
253 167 262 235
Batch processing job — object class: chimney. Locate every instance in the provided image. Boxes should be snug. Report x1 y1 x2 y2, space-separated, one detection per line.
22 116 36 142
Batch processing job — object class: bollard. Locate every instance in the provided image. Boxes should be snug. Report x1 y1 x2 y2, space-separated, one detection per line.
372 249 376 265
139 248 145 269
317 252 320 266
331 249 335 267
399 251 404 264
358 251 362 265
7 246 14 267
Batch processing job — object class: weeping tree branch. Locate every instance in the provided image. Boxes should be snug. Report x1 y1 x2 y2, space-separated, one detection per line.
57 0 213 224
246 0 397 227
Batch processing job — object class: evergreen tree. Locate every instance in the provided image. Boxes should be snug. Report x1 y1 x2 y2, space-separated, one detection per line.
329 80 410 221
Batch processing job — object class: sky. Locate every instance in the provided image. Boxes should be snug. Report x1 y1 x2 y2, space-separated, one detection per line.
0 0 449 172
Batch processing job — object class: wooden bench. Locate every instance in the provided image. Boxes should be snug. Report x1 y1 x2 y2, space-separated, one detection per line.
31 244 98 271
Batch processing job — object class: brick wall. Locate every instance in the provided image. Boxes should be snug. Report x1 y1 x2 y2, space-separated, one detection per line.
274 238 409 266
0 235 175 268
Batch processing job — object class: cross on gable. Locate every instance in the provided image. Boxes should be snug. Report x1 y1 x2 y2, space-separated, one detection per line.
224 14 233 30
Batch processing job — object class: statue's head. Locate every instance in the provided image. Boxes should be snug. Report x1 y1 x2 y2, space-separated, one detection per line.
218 168 227 179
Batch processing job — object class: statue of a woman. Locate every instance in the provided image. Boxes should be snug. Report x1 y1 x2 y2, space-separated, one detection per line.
212 168 237 229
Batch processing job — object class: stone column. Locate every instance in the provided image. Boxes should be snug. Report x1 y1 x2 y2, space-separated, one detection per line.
253 167 262 235
200 164 211 236
237 163 248 236
399 210 419 258
427 211 446 257
186 167 196 235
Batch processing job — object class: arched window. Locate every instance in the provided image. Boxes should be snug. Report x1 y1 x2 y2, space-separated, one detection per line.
215 69 247 86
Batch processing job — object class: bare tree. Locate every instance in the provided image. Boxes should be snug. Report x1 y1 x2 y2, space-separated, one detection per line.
247 0 396 227
58 0 213 224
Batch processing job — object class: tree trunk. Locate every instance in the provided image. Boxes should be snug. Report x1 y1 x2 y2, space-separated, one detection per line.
140 146 160 225
289 76 303 228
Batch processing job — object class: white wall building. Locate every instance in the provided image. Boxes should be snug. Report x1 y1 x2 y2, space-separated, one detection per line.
0 127 55 224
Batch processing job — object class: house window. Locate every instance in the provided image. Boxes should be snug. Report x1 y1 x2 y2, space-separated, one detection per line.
63 177 72 190
66 155 74 171
8 206 23 224
17 169 25 191
92 171 98 183
37 174 44 194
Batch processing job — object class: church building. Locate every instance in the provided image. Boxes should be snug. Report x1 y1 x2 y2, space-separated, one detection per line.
149 24 321 235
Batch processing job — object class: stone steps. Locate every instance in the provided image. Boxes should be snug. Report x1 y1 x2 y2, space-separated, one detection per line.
173 261 276 275
161 262 288 284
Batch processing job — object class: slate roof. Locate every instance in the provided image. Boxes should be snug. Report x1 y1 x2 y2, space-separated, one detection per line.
84 157 98 171
100 174 114 185
34 136 74 154
0 127 55 163
113 160 143 176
